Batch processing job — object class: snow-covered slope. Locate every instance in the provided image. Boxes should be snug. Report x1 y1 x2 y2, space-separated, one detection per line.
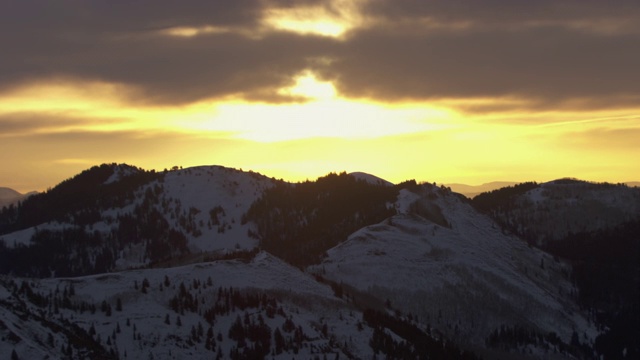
0 252 376 360
150 166 276 252
105 165 280 268
313 185 595 350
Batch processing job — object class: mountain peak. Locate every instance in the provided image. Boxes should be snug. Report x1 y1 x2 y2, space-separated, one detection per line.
0 187 36 208
0 187 22 200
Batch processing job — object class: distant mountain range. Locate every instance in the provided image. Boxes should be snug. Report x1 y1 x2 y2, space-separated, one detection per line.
0 163 637 359
445 181 518 198
0 187 37 208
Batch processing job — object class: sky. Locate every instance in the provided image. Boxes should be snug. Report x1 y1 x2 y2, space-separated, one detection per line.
1 0 639 193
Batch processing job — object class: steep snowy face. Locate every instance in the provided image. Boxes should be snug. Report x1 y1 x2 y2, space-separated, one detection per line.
473 180 640 244
314 185 594 347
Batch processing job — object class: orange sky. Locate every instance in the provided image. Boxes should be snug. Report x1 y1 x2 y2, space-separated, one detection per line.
1 0 639 193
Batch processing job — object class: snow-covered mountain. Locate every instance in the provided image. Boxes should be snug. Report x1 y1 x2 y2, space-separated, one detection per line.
0 164 278 275
312 184 595 356
1 165 637 359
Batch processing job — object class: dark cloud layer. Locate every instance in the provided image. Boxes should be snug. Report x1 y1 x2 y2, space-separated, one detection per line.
2 0 639 110
363 0 640 29
0 0 334 104
336 0 640 108
323 26 640 108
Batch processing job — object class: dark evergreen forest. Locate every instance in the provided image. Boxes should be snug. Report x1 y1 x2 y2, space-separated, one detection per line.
545 221 640 359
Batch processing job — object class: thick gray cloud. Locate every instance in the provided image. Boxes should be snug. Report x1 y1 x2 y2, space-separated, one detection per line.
362 0 640 29
0 0 335 104
1 0 639 110
321 25 640 108
323 0 640 108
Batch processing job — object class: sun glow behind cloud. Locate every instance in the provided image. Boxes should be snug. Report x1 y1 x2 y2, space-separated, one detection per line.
0 73 455 143
185 99 451 143
174 73 454 142
281 71 337 100
262 0 365 38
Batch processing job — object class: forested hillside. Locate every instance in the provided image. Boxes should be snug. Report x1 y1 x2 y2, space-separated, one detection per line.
242 172 407 267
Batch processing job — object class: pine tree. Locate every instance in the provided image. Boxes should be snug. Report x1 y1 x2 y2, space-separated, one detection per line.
274 327 285 354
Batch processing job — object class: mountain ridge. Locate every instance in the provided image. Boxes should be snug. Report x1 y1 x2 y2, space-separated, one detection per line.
312 185 595 349
0 163 638 359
